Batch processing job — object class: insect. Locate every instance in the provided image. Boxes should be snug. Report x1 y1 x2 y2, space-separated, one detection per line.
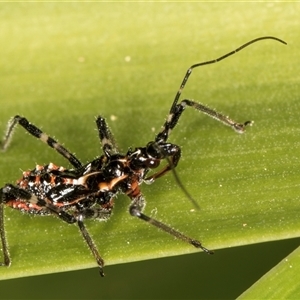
0 36 286 276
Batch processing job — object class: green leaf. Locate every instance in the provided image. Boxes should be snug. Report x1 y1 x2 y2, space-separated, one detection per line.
0 4 299 298
239 247 300 299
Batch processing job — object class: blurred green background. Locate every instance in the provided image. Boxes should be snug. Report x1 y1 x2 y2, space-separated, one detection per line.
0 2 299 299
1 238 300 299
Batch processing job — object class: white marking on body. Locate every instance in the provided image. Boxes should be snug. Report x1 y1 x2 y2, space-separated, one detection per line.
83 163 92 175
36 164 43 171
73 176 87 186
28 195 39 205
52 187 76 203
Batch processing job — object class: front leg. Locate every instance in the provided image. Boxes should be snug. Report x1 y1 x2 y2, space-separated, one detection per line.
155 99 251 144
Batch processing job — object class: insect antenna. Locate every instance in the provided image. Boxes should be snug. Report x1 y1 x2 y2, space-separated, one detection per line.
170 36 287 112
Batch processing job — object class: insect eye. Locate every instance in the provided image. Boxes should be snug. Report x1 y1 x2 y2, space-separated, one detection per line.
147 159 160 168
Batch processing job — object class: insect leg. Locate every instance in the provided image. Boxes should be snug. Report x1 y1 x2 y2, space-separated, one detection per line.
52 208 106 276
73 203 113 276
77 216 105 277
129 193 213 254
38 201 106 276
156 36 287 143
1 115 82 168
0 184 45 267
96 116 119 155
1 184 105 275
0 188 11 267
155 99 252 143
0 183 79 226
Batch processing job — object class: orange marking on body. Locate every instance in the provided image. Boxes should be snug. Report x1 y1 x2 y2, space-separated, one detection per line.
6 200 43 212
127 180 141 198
98 175 128 191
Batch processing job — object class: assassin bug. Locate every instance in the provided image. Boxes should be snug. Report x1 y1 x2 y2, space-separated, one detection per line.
0 36 286 276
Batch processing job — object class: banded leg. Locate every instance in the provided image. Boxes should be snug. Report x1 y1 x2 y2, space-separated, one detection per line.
0 192 10 267
57 209 106 276
1 115 82 168
156 99 252 143
96 116 119 155
129 194 213 254
0 184 106 275
77 218 105 276
22 190 107 276
0 184 71 221
0 184 44 267
41 204 106 276
156 36 287 143
56 207 106 276
75 204 113 276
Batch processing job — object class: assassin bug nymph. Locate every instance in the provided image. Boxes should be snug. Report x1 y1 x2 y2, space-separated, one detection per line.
0 36 286 276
